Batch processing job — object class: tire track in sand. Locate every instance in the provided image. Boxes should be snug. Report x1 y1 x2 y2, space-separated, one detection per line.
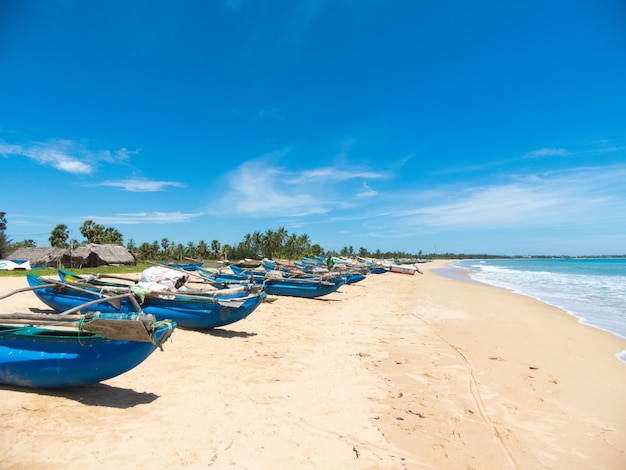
416 313 520 470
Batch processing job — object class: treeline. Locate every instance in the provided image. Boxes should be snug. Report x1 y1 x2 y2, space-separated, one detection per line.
1 211 504 262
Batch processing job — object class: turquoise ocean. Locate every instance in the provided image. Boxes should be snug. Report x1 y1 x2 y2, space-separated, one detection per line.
439 258 626 363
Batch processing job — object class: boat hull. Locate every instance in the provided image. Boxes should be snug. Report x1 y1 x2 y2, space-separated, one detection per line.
263 278 345 298
0 323 173 388
27 274 263 330
199 269 346 298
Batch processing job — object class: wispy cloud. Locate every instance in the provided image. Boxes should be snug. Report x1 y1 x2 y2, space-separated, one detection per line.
292 167 387 184
357 182 377 198
81 212 203 225
257 103 290 120
217 159 330 217
524 147 569 158
286 0 335 44
393 165 626 232
217 157 385 217
97 178 186 192
224 0 243 12
0 139 132 174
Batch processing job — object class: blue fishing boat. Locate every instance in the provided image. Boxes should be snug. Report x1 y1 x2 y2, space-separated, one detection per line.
0 305 175 389
345 272 366 284
263 276 346 298
27 274 265 330
201 267 345 298
165 261 204 271
229 264 266 277
197 267 259 284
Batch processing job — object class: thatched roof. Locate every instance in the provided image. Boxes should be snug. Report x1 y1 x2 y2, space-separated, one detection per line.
8 244 136 268
7 247 67 268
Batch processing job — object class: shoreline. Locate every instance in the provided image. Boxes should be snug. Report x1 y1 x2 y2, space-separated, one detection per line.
435 259 626 363
1 263 625 469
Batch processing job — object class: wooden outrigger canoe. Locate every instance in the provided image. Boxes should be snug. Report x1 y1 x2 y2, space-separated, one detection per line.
0 288 175 389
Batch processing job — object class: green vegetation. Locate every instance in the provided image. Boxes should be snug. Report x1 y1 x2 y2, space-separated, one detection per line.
0 212 10 259
0 263 144 278
9 210 619 263
0 210 510 262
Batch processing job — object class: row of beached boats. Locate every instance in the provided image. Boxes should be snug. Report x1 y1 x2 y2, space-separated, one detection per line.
0 256 421 389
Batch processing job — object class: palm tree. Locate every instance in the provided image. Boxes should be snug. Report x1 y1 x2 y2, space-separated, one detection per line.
251 231 262 257
197 240 209 259
80 220 105 244
175 243 185 261
285 234 298 259
275 226 288 258
161 238 170 259
49 224 69 248
296 233 310 254
210 239 221 259
262 229 275 258
103 227 124 245
185 241 197 259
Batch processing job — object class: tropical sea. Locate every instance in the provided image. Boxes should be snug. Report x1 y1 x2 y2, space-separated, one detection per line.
436 258 626 363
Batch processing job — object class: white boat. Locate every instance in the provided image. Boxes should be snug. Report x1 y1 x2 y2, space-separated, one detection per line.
0 259 31 271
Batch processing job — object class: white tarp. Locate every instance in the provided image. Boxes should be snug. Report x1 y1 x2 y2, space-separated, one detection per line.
138 266 189 291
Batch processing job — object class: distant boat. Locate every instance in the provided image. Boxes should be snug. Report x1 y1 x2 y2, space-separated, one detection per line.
389 264 419 275
200 266 347 298
165 261 204 271
0 289 175 388
230 259 263 269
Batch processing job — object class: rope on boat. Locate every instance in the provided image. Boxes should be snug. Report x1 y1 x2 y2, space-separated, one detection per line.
151 320 174 350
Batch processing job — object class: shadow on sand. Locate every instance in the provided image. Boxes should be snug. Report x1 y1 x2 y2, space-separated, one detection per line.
196 328 257 339
0 382 160 408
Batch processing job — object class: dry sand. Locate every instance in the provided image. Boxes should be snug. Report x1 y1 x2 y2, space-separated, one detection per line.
1 261 625 469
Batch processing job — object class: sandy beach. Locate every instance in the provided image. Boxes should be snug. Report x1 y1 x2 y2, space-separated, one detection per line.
1 261 625 469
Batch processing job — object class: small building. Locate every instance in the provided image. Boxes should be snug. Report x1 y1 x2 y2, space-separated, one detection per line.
7 244 136 269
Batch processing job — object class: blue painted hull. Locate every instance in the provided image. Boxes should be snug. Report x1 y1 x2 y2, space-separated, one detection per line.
345 273 366 284
368 267 389 274
27 274 264 330
229 265 266 277
166 262 204 271
264 278 345 298
0 321 174 389
200 269 346 298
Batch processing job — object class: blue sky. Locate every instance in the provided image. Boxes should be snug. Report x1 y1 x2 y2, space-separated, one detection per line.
1 0 625 256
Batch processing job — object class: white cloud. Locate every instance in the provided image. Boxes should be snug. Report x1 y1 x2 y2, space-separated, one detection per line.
357 182 377 198
219 160 329 217
393 165 626 232
82 212 203 225
0 141 92 174
0 139 134 175
217 158 381 217
524 147 570 158
98 178 186 192
293 167 387 183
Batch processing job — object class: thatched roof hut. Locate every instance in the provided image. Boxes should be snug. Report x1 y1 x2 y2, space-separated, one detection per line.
8 244 136 268
7 247 67 268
